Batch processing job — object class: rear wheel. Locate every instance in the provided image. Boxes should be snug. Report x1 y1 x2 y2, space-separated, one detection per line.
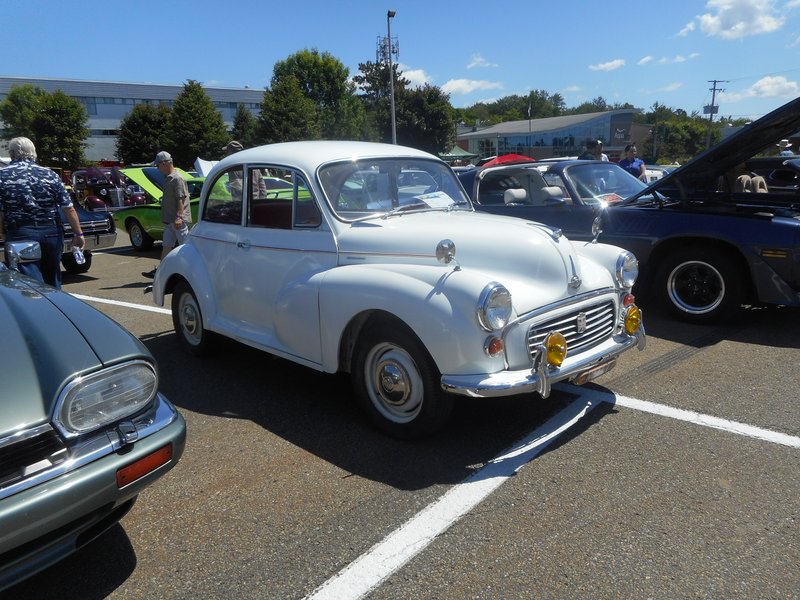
655 247 745 323
172 281 216 355
129 220 154 251
352 321 453 438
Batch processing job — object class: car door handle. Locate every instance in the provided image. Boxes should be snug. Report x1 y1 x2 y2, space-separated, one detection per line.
237 240 250 249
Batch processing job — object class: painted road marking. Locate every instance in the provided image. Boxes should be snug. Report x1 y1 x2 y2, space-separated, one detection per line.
307 386 800 600
71 293 171 315
306 395 602 600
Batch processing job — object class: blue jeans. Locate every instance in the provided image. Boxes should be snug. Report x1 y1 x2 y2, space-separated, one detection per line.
7 224 65 289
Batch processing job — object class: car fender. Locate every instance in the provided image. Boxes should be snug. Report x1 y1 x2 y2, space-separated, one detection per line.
317 263 508 375
152 243 216 321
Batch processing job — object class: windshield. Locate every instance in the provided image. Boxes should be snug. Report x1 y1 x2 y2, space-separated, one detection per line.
563 163 650 205
318 158 471 221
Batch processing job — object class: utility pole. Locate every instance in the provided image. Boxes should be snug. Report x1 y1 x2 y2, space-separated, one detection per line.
705 79 727 149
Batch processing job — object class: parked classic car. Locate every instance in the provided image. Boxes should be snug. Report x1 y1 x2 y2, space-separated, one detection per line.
0 240 186 592
459 97 800 323
71 166 146 211
151 141 645 438
112 166 203 250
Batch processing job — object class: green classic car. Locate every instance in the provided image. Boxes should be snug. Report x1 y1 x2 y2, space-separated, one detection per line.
113 166 204 251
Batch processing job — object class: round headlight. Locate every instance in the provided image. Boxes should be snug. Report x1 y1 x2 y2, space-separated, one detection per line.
477 283 512 331
544 331 567 367
616 251 639 289
55 360 158 438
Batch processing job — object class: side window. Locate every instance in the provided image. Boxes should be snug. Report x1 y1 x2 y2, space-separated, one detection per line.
248 169 321 230
203 167 243 224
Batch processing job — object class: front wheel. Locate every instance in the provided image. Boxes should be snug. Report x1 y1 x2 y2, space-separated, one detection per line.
128 220 154 251
654 247 745 323
352 322 453 438
171 281 216 355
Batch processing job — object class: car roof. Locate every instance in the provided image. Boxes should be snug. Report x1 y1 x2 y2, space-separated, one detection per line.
211 141 440 179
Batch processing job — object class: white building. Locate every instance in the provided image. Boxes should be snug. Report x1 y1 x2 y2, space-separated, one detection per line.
0 76 264 162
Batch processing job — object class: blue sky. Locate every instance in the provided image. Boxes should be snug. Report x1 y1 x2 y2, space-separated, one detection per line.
5 0 800 120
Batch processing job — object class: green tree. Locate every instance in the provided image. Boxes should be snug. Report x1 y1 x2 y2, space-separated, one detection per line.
230 104 259 148
257 75 320 144
0 84 47 139
31 91 89 168
353 60 412 142
0 85 88 168
117 103 173 165
169 80 229 167
395 84 454 154
272 49 365 139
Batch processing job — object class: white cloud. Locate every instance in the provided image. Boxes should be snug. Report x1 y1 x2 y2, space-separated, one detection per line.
637 56 654 66
719 75 799 101
661 82 685 92
562 85 582 93
441 79 503 95
398 64 432 89
467 54 498 69
588 59 625 72
682 0 785 40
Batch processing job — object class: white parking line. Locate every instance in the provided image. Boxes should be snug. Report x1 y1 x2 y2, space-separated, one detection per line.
307 385 800 600
71 293 171 315
306 395 602 600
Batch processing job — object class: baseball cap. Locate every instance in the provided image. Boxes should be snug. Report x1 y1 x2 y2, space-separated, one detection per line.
154 150 172 164
223 140 244 153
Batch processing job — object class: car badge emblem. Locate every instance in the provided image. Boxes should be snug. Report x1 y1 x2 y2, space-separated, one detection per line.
576 312 587 334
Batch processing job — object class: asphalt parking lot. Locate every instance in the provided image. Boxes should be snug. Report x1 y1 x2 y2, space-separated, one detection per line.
4 236 799 600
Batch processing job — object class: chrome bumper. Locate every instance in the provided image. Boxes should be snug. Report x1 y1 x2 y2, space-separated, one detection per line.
440 327 646 399
61 231 117 253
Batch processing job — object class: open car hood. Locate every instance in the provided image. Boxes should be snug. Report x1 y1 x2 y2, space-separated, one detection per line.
121 166 193 201
642 95 800 197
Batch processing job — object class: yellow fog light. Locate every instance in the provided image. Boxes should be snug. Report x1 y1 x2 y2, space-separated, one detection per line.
624 305 642 335
544 331 567 367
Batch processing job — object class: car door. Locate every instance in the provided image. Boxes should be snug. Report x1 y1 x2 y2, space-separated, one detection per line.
230 167 336 365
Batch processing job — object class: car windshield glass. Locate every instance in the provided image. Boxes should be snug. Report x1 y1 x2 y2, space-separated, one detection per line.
319 158 471 221
565 163 650 205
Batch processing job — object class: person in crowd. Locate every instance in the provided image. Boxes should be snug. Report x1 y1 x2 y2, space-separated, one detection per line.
142 151 191 278
223 140 267 199
618 144 647 181
578 140 609 161
0 137 84 289
777 139 794 157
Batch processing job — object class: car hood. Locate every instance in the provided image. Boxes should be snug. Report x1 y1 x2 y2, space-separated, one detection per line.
0 272 152 433
121 166 194 201
643 95 800 196
337 210 604 305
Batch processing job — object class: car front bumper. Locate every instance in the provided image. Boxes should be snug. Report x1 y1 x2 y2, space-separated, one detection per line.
0 393 186 592
440 327 646 399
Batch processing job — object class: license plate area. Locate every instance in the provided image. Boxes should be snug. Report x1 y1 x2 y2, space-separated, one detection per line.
571 358 617 385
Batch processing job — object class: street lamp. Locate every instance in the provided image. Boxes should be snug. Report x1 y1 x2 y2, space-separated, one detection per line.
387 10 397 144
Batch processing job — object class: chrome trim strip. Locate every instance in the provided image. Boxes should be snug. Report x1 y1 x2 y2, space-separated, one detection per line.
0 423 54 451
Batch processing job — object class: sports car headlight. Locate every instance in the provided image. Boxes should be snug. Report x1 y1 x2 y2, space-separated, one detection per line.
55 360 158 438
477 283 512 331
616 251 639 289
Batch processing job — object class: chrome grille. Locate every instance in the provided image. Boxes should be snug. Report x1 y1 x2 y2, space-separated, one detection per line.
527 300 615 359
0 428 67 489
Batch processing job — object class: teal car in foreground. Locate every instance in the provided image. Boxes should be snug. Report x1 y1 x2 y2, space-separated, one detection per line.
0 241 186 591
113 166 203 250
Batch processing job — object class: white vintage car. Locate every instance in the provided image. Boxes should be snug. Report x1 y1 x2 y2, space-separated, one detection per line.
152 141 645 438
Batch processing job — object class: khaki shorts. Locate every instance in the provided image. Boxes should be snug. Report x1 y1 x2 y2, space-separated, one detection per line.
163 222 189 248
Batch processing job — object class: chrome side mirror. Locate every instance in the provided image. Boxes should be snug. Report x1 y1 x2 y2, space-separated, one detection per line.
435 238 460 271
591 215 604 243
5 240 42 271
